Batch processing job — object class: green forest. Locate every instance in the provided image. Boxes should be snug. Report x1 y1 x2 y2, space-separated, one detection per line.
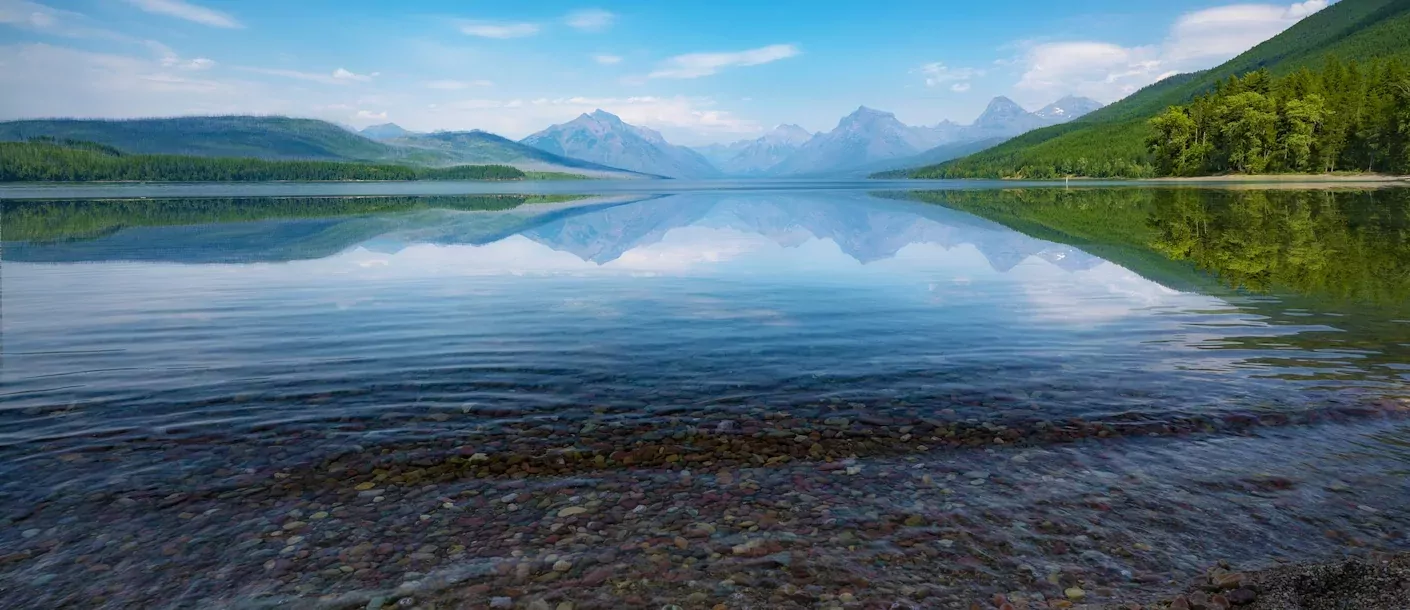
0 139 577 182
890 0 1410 179
1149 60 1410 176
899 187 1410 306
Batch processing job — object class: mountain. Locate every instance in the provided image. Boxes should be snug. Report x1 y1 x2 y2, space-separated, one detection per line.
768 107 934 176
694 124 815 175
360 123 416 141
521 110 720 179
967 97 1050 139
1034 96 1104 123
385 130 651 178
906 0 1410 179
0 115 648 177
0 116 398 161
769 98 1099 177
856 138 1006 177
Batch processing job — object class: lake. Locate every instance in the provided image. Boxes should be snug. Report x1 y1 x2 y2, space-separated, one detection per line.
1 185 1408 609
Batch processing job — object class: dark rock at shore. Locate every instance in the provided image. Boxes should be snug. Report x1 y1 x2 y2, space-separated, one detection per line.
1132 554 1410 610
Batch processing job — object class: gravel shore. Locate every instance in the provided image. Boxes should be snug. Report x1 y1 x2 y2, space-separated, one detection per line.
1119 554 1410 610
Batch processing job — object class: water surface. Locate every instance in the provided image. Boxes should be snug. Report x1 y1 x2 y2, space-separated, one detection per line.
1 186 1407 608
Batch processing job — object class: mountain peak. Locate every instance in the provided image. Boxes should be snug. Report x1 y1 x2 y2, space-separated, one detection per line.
849 106 894 118
973 96 1039 131
1034 96 1104 122
358 122 416 141
983 96 1026 112
521 111 719 178
763 124 814 146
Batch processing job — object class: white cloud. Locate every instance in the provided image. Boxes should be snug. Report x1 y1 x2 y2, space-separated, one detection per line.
425 79 493 90
0 0 132 40
332 67 375 82
123 0 241 29
593 54 623 65
458 20 539 39
356 109 387 120
145 41 214 70
916 62 983 87
951 82 970 93
1015 41 1160 102
0 43 280 118
1013 0 1334 104
236 66 374 85
648 44 799 79
1163 1 1331 64
565 9 615 32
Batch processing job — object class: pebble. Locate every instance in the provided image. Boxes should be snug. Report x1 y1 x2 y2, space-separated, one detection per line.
490 597 513 609
1065 587 1085 601
557 506 588 517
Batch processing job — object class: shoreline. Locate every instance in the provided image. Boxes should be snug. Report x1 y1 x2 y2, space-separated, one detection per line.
1119 553 1410 610
5 397 1407 609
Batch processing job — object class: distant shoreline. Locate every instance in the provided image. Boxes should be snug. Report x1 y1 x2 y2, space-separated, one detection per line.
1141 173 1410 183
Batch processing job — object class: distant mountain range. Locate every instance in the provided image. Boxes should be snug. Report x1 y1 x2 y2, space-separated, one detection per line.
0 116 396 161
380 130 656 178
0 116 648 178
693 125 816 176
685 95 1101 177
520 110 721 179
0 94 1099 181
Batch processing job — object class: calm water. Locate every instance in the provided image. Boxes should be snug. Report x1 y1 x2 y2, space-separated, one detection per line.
1 186 1408 608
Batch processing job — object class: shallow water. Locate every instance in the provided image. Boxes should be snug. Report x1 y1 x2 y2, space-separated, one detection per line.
1 187 1408 608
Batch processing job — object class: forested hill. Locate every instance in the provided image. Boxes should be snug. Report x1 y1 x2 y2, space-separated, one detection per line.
0 116 401 161
0 139 551 182
890 0 1410 179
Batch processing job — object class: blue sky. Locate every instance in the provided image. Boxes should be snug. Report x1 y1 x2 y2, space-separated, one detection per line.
0 0 1333 144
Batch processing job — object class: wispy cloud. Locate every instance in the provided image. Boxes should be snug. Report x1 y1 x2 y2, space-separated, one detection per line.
356 109 387 120
122 0 241 29
592 54 622 65
1 0 134 40
565 8 615 32
648 44 799 79
332 67 375 82
237 66 376 85
425 79 493 90
458 20 539 39
0 43 276 119
145 41 214 70
915 62 984 88
1013 0 1334 104
951 82 971 92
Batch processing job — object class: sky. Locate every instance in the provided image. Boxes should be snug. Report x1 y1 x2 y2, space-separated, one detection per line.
0 0 1335 145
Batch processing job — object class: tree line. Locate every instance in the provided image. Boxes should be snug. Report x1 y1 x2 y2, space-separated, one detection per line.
0 140 533 182
902 187 1410 306
1148 58 1410 176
